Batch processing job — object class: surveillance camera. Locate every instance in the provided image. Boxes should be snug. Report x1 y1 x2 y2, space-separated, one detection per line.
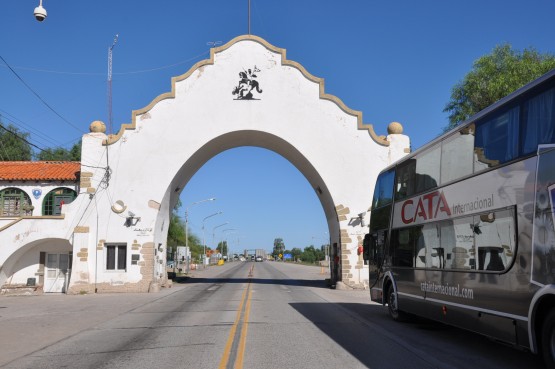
34 4 47 22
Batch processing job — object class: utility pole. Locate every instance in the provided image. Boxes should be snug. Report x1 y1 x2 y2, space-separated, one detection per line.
248 0 251 35
107 34 119 136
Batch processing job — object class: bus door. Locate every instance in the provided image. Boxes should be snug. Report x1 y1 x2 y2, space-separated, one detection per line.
531 144 555 285
364 231 386 301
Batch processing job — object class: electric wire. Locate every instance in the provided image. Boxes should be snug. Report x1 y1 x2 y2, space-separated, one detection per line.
0 54 84 135
0 108 65 148
1 50 210 76
0 124 46 152
0 49 211 155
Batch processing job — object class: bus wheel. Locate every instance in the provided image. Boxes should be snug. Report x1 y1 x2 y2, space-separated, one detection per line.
386 285 406 322
542 310 555 368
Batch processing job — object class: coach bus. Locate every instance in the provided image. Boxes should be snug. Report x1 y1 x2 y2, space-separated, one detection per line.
363 69 555 366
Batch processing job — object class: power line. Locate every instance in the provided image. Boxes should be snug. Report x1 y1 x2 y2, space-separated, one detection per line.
0 50 210 76
0 123 46 152
0 108 65 148
0 54 84 134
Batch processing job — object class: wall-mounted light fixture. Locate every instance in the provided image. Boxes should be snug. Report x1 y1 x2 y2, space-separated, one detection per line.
125 211 141 227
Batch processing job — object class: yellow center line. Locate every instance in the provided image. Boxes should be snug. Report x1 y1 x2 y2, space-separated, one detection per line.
234 288 252 369
218 266 254 369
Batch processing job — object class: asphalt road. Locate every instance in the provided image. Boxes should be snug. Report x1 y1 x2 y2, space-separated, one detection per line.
0 261 545 368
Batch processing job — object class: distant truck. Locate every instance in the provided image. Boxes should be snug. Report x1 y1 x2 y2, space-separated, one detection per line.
255 249 266 260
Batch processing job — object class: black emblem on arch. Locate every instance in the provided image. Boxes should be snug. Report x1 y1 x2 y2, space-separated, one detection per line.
232 66 263 100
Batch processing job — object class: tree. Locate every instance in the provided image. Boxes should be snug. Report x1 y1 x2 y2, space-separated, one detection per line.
0 123 32 161
291 247 302 261
166 200 202 262
217 240 228 255
36 140 81 161
301 245 317 264
443 44 555 131
273 237 285 258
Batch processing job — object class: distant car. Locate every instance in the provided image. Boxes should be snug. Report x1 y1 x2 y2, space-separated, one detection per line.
255 256 263 262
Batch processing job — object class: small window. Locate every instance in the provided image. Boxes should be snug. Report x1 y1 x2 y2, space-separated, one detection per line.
106 244 127 271
43 188 77 215
372 169 395 209
0 188 33 216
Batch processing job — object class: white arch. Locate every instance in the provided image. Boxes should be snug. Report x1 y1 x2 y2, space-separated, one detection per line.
68 35 410 292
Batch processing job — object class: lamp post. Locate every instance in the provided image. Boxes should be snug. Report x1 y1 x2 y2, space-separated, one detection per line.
211 222 229 264
185 198 215 273
221 229 237 260
202 211 223 267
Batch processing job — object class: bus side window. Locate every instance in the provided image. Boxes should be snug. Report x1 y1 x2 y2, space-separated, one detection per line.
442 217 475 270
521 86 555 155
395 160 416 200
475 208 515 271
392 228 415 267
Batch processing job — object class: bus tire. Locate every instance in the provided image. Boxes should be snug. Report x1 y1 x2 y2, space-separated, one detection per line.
386 285 407 322
542 310 555 368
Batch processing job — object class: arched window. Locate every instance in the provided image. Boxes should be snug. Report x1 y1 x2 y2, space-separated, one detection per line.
42 188 77 216
0 188 33 216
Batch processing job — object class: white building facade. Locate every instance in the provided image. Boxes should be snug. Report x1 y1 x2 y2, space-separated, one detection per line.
0 35 410 294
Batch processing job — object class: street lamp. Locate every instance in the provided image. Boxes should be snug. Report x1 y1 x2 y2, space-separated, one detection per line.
185 198 215 273
221 229 237 259
211 222 229 264
202 211 223 267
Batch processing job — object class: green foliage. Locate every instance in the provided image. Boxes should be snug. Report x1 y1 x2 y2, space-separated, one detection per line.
444 44 555 130
37 140 81 161
217 240 228 255
166 200 202 261
0 123 32 161
167 212 185 248
291 247 302 260
273 237 285 258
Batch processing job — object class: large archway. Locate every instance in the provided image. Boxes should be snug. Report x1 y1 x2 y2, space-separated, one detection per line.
66 35 409 293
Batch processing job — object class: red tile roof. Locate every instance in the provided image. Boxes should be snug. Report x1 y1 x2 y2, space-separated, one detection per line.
0 161 80 181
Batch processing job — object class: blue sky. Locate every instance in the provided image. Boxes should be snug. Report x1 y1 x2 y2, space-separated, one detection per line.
1 1 554 252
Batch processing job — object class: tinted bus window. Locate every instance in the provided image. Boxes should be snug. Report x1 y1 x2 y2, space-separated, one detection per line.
441 216 475 269
395 159 415 200
475 208 515 271
370 206 391 231
372 169 395 209
474 106 520 170
391 228 418 267
415 146 441 193
441 126 475 184
522 87 555 155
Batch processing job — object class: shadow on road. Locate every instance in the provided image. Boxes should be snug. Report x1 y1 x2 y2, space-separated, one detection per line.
175 276 329 288
288 302 545 369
